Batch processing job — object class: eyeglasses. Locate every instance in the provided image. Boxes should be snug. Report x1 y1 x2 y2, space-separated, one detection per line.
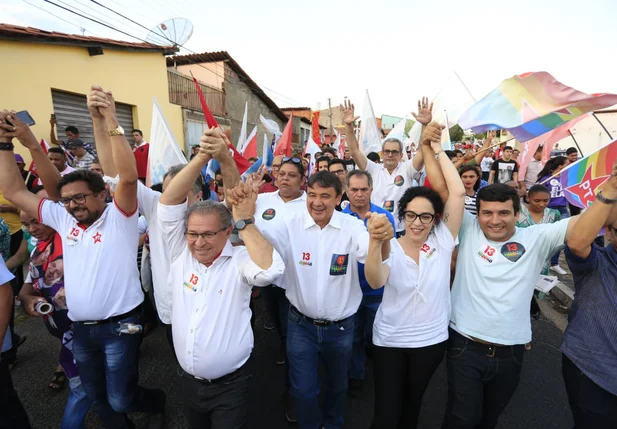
383 150 401 156
59 193 93 206
330 169 346 175
282 157 301 164
271 164 282 170
403 211 435 224
185 226 228 241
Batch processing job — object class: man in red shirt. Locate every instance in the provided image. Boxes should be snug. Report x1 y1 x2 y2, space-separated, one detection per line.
131 129 149 183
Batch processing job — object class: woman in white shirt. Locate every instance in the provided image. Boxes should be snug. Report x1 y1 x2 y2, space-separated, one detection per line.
365 123 466 429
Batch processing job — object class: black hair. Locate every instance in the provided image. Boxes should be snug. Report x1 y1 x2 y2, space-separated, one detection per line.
459 165 481 191
503 146 513 152
47 147 66 157
30 185 46 194
321 147 337 157
317 156 330 166
527 184 551 197
215 169 222 176
566 147 578 155
367 152 381 163
328 158 346 170
453 149 463 156
537 156 567 181
57 169 106 194
307 171 342 196
535 145 543 154
65 126 79 134
248 157 258 163
397 186 444 224
444 150 457 160
281 157 305 176
131 129 143 136
151 183 163 193
303 153 311 159
476 184 520 214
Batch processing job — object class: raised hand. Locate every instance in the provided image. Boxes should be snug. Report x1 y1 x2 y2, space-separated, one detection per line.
367 213 394 241
0 110 39 149
226 182 257 220
200 127 229 162
86 85 105 119
342 99 360 125
604 158 617 194
246 164 266 192
421 122 445 149
411 97 433 126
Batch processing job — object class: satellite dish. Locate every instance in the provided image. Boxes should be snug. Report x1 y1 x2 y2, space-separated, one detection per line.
146 18 193 47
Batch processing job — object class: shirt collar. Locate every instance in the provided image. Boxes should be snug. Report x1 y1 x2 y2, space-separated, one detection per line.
303 210 342 230
203 240 234 268
276 190 306 203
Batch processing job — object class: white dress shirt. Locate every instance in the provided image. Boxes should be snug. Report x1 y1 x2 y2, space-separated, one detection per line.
255 190 306 290
158 200 284 379
38 199 143 321
265 209 369 321
365 159 420 232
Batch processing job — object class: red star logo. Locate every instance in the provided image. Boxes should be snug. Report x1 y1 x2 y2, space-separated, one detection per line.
564 166 610 208
93 232 102 244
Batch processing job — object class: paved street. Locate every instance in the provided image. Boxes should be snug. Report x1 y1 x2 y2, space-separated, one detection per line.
11 297 573 429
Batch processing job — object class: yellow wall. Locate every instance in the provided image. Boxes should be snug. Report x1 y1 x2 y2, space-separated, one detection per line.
0 40 184 163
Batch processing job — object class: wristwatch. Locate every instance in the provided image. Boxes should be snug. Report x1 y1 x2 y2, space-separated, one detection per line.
434 150 444 159
109 125 125 137
596 191 617 205
235 219 254 230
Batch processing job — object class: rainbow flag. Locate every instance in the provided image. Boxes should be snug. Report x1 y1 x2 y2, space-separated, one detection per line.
560 138 617 208
458 72 617 142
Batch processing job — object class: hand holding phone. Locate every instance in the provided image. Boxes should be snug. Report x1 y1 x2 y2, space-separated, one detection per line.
6 111 35 127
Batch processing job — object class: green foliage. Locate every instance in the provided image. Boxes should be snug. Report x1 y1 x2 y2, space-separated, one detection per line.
449 124 464 142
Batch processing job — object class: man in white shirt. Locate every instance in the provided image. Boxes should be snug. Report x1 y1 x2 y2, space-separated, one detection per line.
235 170 392 429
158 150 284 429
48 147 76 176
440 183 602 429
254 156 306 421
343 98 430 235
0 90 165 428
519 145 543 194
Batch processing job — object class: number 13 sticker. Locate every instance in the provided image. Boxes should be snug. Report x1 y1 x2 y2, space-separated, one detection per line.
501 242 526 262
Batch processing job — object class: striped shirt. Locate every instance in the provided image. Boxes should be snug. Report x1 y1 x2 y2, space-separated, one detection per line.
562 244 617 396
464 192 477 216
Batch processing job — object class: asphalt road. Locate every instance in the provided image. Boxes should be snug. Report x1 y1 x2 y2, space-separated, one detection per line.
11 297 574 429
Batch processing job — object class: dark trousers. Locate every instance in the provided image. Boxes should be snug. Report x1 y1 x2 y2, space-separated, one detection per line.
177 360 251 429
371 341 446 429
562 354 617 429
481 171 490 182
442 328 525 429
287 306 355 429
262 284 290 339
349 294 382 380
0 359 31 429
72 312 164 429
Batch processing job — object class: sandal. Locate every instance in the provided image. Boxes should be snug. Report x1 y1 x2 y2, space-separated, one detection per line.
48 371 66 390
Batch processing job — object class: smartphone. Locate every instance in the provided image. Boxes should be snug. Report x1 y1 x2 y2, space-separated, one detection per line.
6 111 35 127
51 113 56 121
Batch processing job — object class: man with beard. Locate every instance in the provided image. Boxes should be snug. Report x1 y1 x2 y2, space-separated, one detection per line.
0 89 165 429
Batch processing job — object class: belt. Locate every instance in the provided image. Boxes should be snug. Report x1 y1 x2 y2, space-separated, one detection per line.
290 305 352 327
451 328 520 358
76 304 142 325
179 364 246 384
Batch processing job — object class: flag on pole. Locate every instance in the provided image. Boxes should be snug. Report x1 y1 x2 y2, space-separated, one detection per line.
311 110 321 145
262 134 274 168
260 114 282 142
242 126 258 159
360 90 382 154
560 138 617 208
237 101 248 152
458 71 617 141
303 134 321 176
518 113 591 180
274 112 294 157
147 98 187 186
190 72 251 174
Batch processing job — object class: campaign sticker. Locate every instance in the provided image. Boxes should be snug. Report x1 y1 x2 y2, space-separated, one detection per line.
477 244 496 264
500 242 526 262
329 254 349 276
383 200 395 213
394 175 405 186
340 200 350 210
262 208 276 220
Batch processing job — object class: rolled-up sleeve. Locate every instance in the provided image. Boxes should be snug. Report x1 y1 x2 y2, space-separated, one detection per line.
236 246 285 287
157 200 188 261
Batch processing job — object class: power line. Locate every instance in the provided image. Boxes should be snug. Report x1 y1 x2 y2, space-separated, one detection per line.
22 0 104 37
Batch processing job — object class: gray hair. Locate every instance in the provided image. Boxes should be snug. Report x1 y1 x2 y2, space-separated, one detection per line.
346 170 373 189
382 138 404 153
184 200 232 231
164 164 204 196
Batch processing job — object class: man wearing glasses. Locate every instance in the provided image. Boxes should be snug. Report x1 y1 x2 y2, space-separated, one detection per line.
158 150 284 428
328 158 350 211
260 154 284 194
0 88 166 428
342 98 432 236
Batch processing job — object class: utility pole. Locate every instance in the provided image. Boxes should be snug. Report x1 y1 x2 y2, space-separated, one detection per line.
328 98 333 145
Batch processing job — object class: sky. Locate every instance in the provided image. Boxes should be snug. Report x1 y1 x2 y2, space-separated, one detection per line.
3 0 617 118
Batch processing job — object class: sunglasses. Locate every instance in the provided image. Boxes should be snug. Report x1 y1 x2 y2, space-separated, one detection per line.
282 157 301 164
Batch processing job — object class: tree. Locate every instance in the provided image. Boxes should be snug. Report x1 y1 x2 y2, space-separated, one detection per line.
449 124 464 142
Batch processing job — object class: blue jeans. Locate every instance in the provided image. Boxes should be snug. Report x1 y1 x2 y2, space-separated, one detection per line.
349 294 382 380
550 206 570 266
287 306 355 429
61 376 91 429
72 311 162 429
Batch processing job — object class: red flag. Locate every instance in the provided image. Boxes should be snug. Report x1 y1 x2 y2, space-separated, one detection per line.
243 131 258 159
191 72 251 174
28 139 51 176
274 112 293 157
311 111 321 145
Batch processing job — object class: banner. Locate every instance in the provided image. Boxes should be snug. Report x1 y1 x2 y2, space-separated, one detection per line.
311 111 321 145
360 90 382 154
274 112 293 157
237 101 248 152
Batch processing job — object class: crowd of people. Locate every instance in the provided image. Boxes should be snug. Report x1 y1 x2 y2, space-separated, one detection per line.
0 85 615 429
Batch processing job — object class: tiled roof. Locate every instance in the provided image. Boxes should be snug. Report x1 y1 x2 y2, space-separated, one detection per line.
167 51 288 123
0 23 177 53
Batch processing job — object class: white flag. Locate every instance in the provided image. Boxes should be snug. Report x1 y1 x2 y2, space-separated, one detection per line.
359 90 382 154
384 117 409 160
260 114 282 137
237 101 248 151
147 98 187 186
304 134 321 176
